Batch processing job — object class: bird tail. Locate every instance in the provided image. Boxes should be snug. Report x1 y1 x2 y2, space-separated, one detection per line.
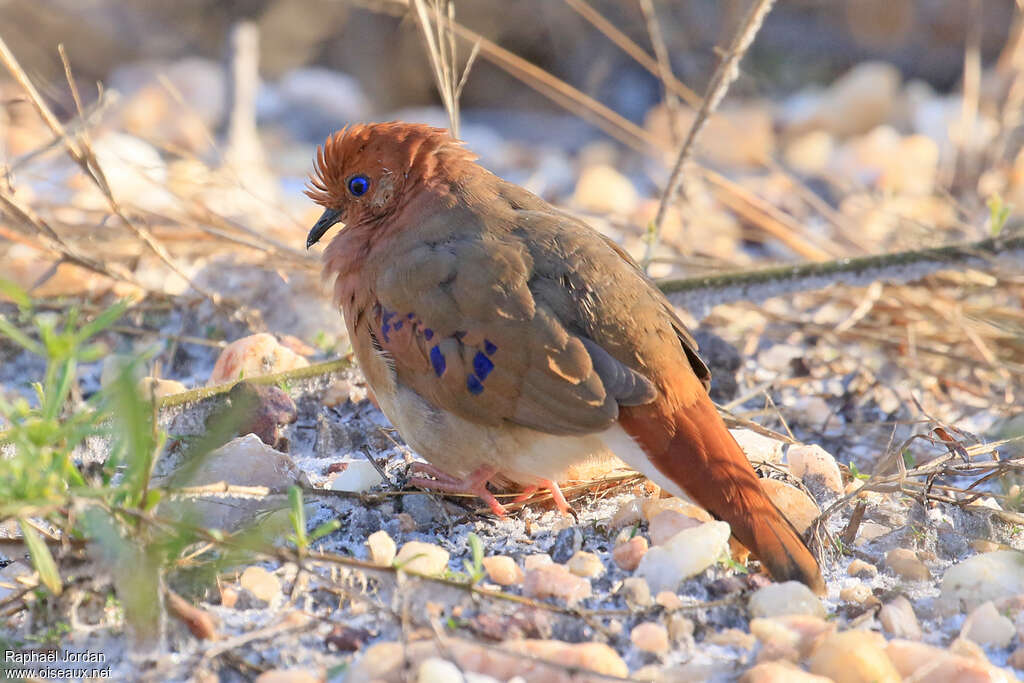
620 378 825 594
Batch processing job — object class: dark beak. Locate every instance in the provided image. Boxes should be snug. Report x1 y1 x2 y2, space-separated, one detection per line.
306 208 343 249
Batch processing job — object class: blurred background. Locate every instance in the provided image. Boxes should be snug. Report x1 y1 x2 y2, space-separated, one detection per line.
0 0 1022 403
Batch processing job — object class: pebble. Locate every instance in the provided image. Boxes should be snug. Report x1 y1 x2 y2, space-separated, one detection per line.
641 497 712 523
572 163 639 215
878 596 921 640
749 581 827 619
523 563 592 605
667 614 695 644
394 541 450 575
655 591 683 610
760 479 819 533
417 658 465 683
708 628 757 650
750 615 833 660
161 433 306 531
741 661 833 683
620 576 652 608
612 536 648 571
321 379 352 407
961 601 1016 648
208 333 310 385
886 638 1012 681
524 554 553 571
847 559 878 578
630 622 670 654
807 630 901 683
649 510 703 546
636 521 731 593
610 497 645 528
884 548 931 581
481 556 524 586
854 521 893 546
240 566 281 605
785 444 844 496
731 428 786 464
839 584 874 605
253 670 320 683
786 61 901 138
567 551 604 578
941 550 1024 612
136 377 187 399
783 131 835 176
329 460 384 493
367 530 396 567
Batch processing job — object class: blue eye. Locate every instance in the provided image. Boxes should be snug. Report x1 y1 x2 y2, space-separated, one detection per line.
348 175 370 197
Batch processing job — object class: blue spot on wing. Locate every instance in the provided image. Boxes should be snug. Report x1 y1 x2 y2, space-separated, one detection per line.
484 339 497 355
473 351 494 380
466 374 484 394
424 329 434 340
393 320 403 330
430 345 446 376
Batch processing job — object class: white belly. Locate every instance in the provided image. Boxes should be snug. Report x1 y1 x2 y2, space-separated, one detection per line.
379 382 689 499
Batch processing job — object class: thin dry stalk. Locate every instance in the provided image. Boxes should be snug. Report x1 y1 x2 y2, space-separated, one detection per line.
411 0 480 138
637 0 682 144
644 0 777 268
563 0 699 107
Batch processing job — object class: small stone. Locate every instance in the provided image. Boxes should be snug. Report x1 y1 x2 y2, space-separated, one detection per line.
885 549 931 581
741 661 834 683
807 630 901 683
572 163 638 215
523 554 553 571
367 530 396 567
941 550 1024 612
786 444 844 496
329 460 384 492
961 601 1015 648
655 591 683 610
748 581 826 619
136 377 187 399
641 497 712 523
499 640 628 678
219 586 238 609
160 433 305 531
708 628 757 650
731 429 785 464
612 536 648 571
785 61 901 138
620 576 652 608
667 614 695 644
847 559 878 578
783 131 835 176
636 521 731 593
481 556 524 586
567 551 605 578
839 584 873 604
402 492 447 527
760 480 819 533
240 566 281 605
970 539 1001 553
209 333 309 385
630 622 670 654
322 379 352 407
886 639 1012 681
854 521 893 546
253 670 320 683
878 596 921 640
649 510 703 546
417 658 464 683
523 564 591 605
550 526 583 563
395 541 450 575
610 497 645 528
750 615 833 661
397 512 417 532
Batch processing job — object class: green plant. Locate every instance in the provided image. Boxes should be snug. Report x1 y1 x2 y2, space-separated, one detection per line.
287 486 340 554
461 532 485 583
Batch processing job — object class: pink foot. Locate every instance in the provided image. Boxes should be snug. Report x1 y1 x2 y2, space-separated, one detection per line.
511 480 572 516
408 463 506 516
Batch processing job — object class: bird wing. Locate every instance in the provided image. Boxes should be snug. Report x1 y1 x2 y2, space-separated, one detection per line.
366 199 674 436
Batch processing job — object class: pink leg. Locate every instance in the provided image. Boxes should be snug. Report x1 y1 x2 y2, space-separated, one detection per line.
511 480 572 516
408 462 506 517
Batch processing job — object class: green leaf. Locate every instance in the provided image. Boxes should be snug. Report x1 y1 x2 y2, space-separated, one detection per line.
19 518 62 596
0 315 43 355
76 299 128 344
288 486 307 549
0 279 31 309
309 519 341 543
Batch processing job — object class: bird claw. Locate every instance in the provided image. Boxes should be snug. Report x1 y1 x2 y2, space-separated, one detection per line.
407 462 507 516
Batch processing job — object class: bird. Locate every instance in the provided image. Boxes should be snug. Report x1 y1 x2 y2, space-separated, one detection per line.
305 121 825 593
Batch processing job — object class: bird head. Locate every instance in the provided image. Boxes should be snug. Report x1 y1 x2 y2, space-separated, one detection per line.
305 122 474 249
